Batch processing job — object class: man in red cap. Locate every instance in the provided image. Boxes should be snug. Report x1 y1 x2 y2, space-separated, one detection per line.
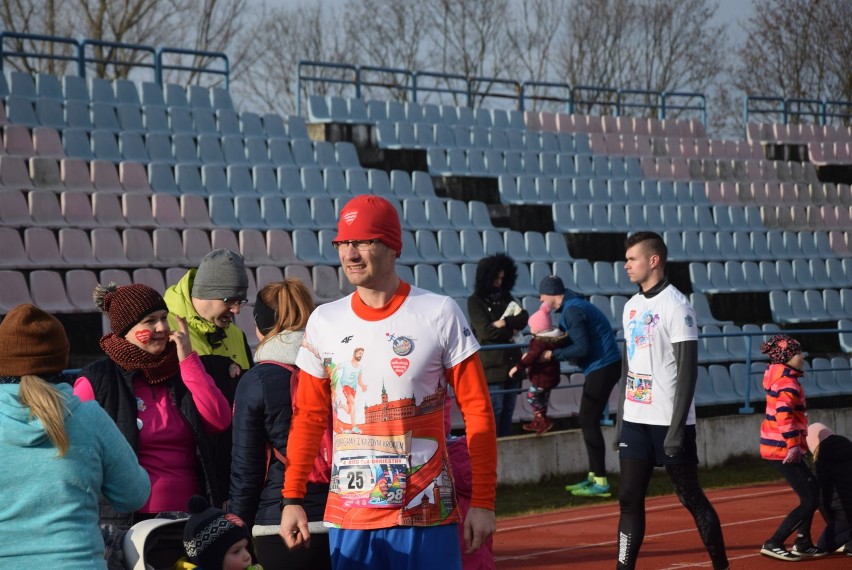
279 195 497 569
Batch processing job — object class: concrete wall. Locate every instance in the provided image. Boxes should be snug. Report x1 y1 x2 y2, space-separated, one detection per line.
496 408 852 485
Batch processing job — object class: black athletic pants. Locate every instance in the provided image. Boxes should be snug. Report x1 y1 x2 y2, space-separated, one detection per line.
616 458 729 569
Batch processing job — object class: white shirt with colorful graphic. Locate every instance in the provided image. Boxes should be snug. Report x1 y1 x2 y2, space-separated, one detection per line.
295 285 480 529
621 285 698 426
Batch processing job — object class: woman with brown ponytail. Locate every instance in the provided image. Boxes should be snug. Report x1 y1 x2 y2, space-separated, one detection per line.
74 283 231 524
0 304 150 568
229 278 332 570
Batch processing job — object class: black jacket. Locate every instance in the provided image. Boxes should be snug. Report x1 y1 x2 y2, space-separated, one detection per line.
814 434 852 550
229 362 329 527
467 254 529 384
80 358 222 507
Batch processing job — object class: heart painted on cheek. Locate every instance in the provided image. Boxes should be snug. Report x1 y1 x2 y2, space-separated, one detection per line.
134 330 152 344
390 358 409 376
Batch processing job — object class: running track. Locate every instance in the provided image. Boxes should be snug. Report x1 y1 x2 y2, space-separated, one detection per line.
494 481 846 569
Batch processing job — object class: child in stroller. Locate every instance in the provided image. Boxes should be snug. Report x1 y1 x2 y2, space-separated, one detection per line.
123 497 263 570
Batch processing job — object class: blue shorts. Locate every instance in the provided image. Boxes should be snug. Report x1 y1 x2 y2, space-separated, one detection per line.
618 420 699 466
328 525 461 570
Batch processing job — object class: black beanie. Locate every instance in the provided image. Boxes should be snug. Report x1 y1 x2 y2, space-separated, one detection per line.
183 496 250 569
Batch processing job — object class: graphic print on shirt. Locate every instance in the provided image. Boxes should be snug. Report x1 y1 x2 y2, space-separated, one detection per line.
625 308 659 359
625 309 659 404
319 328 455 525
296 289 480 528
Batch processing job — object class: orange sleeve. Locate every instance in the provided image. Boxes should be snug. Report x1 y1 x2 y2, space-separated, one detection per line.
282 370 332 498
446 353 497 510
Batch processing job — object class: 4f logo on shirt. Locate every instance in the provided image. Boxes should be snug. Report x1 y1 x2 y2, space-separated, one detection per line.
341 335 354 344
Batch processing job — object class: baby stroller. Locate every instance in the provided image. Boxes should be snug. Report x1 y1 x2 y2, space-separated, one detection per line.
122 515 189 570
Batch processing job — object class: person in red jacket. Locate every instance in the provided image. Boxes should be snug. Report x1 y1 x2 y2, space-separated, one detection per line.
758 334 826 561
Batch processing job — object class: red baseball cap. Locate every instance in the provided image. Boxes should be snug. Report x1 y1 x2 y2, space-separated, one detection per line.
334 194 402 255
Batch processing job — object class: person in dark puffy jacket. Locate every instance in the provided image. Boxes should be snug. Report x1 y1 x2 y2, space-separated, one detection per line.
467 253 529 437
229 278 331 570
808 422 852 556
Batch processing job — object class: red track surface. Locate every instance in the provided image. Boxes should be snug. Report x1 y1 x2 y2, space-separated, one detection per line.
494 481 847 569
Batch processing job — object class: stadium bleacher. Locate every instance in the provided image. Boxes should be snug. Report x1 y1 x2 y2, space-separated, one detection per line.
0 57 851 408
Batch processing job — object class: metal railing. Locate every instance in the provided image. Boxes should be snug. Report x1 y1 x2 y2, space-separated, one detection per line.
0 31 228 87
298 60 708 127
744 94 852 135
477 325 852 420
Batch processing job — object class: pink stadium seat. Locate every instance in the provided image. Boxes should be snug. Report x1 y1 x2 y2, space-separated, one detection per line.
210 228 240 253
119 161 152 194
99 269 132 288
151 194 182 228
523 111 541 131
4 124 34 157
312 264 343 303
29 190 67 228
0 228 29 269
65 268 99 311
538 112 558 132
284 264 315 297
61 158 95 193
29 269 73 313
181 228 212 266
152 228 189 267
59 227 96 267
0 189 32 226
29 156 64 191
122 227 156 266
0 155 34 191
120 193 154 228
91 228 131 268
0 270 33 312
90 159 122 193
61 191 97 228
239 229 272 267
255 265 284 289
32 126 65 158
93 192 128 228
132 267 167 294
554 113 574 132
180 194 214 229
266 229 299 265
25 227 65 268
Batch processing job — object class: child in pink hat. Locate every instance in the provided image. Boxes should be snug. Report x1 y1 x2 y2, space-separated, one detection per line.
509 303 569 435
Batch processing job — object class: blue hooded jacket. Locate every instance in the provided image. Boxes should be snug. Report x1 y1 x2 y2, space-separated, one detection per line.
551 289 622 375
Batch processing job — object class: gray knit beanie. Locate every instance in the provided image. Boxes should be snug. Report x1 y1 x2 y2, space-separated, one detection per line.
191 249 248 300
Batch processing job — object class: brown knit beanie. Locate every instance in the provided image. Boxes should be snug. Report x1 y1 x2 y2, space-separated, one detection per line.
94 283 168 337
0 304 69 376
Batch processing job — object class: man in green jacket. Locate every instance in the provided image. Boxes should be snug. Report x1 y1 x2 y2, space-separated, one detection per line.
164 248 254 506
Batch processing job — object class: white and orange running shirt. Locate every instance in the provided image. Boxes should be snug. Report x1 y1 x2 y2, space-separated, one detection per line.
286 281 497 530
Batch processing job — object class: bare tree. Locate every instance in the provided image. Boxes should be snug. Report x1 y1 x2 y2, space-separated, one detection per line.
232 1 352 117
0 0 251 85
505 0 567 111
423 0 516 107
554 0 726 118
554 0 640 114
632 0 727 118
734 0 852 125
342 0 432 101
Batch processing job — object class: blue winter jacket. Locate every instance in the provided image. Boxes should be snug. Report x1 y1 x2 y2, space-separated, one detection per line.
552 289 622 375
0 383 150 568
